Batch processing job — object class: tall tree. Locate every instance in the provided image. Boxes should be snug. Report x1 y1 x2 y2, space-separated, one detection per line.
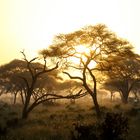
41 24 134 117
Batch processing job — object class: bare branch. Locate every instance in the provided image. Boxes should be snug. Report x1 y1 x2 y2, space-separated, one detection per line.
45 62 59 72
20 50 38 62
35 62 59 78
63 72 83 81
29 57 38 63
20 50 35 79
20 50 28 62
28 90 88 110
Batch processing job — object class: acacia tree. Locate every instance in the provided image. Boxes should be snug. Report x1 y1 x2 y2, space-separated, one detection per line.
0 59 27 104
100 80 119 101
102 57 140 104
20 51 83 119
41 24 134 117
0 52 87 119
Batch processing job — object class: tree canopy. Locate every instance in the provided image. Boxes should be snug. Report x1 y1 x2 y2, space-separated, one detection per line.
40 24 136 117
102 56 140 103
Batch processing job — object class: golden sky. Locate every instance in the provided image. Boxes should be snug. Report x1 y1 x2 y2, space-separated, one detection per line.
0 0 140 65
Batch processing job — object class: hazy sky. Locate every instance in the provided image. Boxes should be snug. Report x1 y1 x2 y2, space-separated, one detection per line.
0 0 140 65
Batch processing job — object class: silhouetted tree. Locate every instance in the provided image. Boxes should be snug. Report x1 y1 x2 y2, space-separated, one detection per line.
102 57 140 104
0 59 27 104
0 52 87 119
101 84 116 101
41 24 135 117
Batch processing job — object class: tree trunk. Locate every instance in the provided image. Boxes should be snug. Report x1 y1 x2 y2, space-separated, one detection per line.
91 94 101 118
92 74 101 118
20 90 25 105
21 94 31 119
13 92 18 104
86 70 101 118
110 91 114 101
121 92 129 104
22 101 38 119
121 80 129 104
22 109 29 119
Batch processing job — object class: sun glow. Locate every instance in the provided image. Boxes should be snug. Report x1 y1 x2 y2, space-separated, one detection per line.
70 45 90 65
76 45 90 55
0 0 140 65
88 61 97 69
69 45 97 68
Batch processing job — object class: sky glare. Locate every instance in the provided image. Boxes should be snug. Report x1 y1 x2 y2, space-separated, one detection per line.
0 0 140 64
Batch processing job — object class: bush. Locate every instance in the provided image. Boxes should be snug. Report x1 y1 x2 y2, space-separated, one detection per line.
0 122 7 138
100 112 129 140
71 122 97 140
71 112 129 140
6 117 19 128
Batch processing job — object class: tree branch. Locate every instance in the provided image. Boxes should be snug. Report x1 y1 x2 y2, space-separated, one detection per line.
27 90 88 112
63 72 83 81
35 62 59 78
20 50 36 79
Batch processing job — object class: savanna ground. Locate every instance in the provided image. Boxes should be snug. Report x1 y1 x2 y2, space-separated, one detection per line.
0 92 140 140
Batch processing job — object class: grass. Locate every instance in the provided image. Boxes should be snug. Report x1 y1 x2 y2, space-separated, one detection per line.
0 96 140 140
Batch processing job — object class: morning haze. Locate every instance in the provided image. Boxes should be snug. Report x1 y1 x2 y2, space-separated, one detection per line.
0 0 140 140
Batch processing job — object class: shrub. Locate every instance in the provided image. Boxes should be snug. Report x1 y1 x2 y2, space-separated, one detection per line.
0 122 7 138
71 112 129 140
6 117 19 128
71 122 97 140
100 112 129 140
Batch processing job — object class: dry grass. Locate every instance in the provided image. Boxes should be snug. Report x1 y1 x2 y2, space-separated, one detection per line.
0 95 140 140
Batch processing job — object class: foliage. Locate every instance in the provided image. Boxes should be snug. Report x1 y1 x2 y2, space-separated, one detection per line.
100 112 129 140
71 112 129 140
41 24 135 117
0 51 87 119
102 57 140 104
